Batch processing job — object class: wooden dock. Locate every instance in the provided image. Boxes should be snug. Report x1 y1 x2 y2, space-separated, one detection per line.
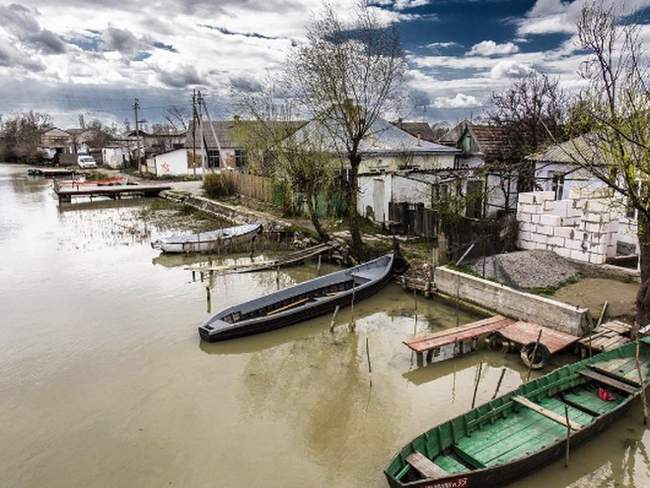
577 320 633 358
28 167 77 177
54 183 171 204
186 241 338 276
404 315 515 365
496 321 580 355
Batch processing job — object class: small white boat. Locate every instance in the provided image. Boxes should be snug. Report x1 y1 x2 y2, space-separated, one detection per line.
151 223 262 253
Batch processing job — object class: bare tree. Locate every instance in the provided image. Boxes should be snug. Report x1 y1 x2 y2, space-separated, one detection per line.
288 1 406 258
0 111 51 162
559 2 650 323
234 84 334 241
164 105 189 132
487 72 567 191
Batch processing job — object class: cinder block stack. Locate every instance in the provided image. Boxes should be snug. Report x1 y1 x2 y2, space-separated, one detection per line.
516 190 619 264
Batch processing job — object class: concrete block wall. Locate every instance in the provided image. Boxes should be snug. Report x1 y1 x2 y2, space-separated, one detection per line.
435 267 588 336
516 190 620 265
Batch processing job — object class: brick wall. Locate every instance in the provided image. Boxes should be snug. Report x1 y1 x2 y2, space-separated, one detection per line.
516 189 620 264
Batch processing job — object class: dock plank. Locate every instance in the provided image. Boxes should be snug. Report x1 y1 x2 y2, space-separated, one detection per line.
498 322 579 354
404 315 514 353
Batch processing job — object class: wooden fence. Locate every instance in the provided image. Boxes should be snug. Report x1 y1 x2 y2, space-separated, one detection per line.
388 202 439 238
224 172 273 203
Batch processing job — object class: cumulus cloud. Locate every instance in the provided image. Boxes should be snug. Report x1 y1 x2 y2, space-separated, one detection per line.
490 60 534 79
159 65 202 88
433 93 481 109
229 75 263 93
0 3 67 54
469 40 519 56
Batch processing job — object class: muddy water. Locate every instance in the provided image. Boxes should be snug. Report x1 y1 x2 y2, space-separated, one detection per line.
1 163 649 488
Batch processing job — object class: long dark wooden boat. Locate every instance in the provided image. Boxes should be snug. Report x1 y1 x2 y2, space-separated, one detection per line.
385 338 650 488
198 253 395 342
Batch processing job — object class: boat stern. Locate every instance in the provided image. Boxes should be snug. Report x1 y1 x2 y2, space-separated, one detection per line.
198 319 232 342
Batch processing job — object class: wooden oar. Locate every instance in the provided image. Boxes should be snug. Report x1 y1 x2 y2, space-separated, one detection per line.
265 297 310 316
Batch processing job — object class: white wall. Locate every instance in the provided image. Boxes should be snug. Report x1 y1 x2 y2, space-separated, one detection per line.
102 147 128 168
534 162 602 200
148 149 199 176
359 153 455 173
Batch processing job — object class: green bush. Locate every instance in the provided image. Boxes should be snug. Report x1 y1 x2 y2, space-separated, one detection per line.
203 173 236 199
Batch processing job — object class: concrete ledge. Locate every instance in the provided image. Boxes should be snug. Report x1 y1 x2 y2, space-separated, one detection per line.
162 191 291 232
434 266 589 336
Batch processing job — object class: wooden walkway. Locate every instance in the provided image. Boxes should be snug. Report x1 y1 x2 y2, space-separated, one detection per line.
497 321 579 355
404 315 515 365
577 320 633 358
185 241 338 276
54 183 171 204
28 168 77 177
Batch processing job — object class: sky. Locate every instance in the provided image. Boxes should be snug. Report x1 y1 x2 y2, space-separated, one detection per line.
1 0 649 129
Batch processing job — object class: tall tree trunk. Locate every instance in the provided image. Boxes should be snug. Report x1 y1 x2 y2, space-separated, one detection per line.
348 153 363 259
306 193 328 242
636 212 650 325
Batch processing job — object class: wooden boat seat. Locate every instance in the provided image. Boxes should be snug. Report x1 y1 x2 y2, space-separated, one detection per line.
512 396 581 431
588 364 643 387
579 369 638 395
406 452 448 480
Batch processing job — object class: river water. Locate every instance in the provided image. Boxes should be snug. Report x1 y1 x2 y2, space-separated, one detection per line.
1 163 648 488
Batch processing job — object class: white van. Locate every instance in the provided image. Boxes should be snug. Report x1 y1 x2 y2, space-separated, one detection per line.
78 155 97 169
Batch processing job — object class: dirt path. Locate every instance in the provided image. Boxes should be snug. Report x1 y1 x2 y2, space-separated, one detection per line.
553 277 637 320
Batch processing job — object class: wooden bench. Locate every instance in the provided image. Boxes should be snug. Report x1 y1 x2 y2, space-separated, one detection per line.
406 452 448 480
588 364 643 387
512 396 582 431
579 369 638 395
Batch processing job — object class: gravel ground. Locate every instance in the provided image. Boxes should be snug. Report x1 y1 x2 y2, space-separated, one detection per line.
467 250 579 290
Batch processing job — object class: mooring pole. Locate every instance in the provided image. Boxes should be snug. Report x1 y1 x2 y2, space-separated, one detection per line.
471 362 483 409
317 254 322 273
492 367 507 400
564 405 571 467
350 282 356 329
206 286 211 313
329 305 340 332
635 326 648 425
366 336 373 388
525 329 543 383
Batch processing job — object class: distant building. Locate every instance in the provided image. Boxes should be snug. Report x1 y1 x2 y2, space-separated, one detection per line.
38 128 74 159
391 120 437 143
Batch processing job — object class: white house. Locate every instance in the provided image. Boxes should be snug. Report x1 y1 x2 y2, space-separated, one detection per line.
102 144 131 169
145 148 204 177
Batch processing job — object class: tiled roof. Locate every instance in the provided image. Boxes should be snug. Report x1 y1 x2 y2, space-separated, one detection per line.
391 121 437 142
437 120 513 162
186 120 306 149
294 116 459 155
526 136 595 164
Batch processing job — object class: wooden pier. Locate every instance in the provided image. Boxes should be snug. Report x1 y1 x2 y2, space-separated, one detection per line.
27 167 77 177
54 183 171 204
577 320 634 358
404 315 515 366
404 315 580 367
186 241 338 276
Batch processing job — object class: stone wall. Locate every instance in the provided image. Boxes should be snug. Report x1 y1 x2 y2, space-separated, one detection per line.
434 266 588 336
516 189 620 264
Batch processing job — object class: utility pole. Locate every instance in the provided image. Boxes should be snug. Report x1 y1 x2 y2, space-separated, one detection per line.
198 90 225 171
133 98 141 171
191 90 197 177
197 91 206 179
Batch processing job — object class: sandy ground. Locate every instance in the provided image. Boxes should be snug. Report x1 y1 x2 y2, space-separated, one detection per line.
553 277 637 319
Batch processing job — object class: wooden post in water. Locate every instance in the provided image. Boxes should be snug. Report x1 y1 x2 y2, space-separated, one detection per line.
317 254 322 273
635 326 648 425
492 367 507 400
192 270 196 282
329 305 340 332
471 362 483 409
276 265 280 290
366 336 373 388
206 286 211 313
525 329 543 383
564 405 570 467
350 282 356 330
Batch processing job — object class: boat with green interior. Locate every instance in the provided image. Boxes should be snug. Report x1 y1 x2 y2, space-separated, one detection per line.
385 337 650 487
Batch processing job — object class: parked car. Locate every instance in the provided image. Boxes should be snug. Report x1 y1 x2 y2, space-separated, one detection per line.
77 155 97 169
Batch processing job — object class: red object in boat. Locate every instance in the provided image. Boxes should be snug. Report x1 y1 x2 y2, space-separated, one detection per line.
598 387 615 401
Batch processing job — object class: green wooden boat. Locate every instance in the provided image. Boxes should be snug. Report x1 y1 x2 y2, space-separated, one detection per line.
385 337 650 488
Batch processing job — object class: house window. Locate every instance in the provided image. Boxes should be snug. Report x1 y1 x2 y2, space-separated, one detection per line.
550 173 564 200
207 150 220 168
234 149 247 168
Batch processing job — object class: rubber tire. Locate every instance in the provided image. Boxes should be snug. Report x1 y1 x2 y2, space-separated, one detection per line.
488 334 510 354
520 342 551 369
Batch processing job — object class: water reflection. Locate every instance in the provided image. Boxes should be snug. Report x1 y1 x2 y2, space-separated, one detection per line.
1 163 649 488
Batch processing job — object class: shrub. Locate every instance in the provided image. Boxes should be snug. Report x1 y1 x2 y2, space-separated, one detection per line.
203 173 236 199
